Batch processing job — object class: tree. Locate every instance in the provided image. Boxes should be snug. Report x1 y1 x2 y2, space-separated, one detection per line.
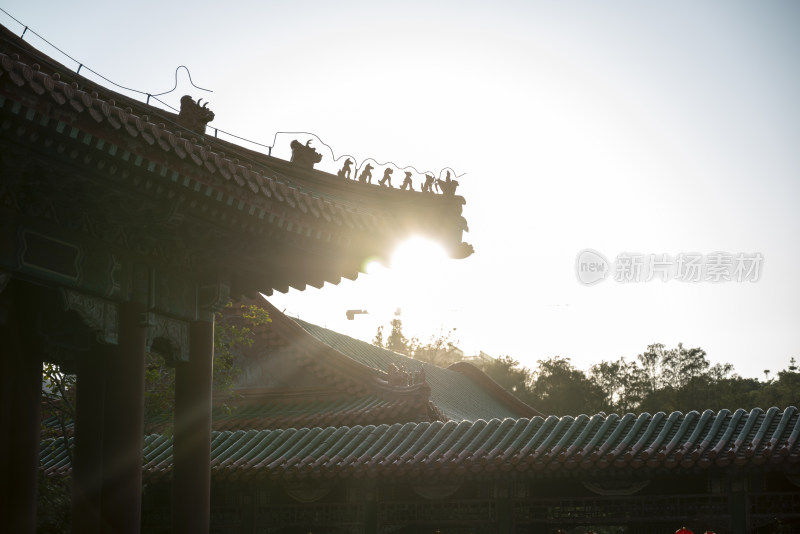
588 343 772 413
529 356 605 416
385 316 412 355
372 326 385 350
144 301 271 433
636 343 670 398
373 313 414 355
753 358 800 409
412 328 462 367
475 355 535 404
707 375 761 410
633 343 715 413
39 365 77 533
372 315 463 367
41 363 76 456
589 357 641 414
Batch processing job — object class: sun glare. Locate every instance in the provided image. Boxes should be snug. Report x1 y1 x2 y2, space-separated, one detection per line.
391 237 447 272
351 237 451 334
365 260 384 275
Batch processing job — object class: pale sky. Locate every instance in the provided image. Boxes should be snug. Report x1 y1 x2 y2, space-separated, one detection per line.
4 1 798 381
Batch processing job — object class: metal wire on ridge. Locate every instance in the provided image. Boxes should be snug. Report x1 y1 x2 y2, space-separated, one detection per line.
273 131 466 181
146 65 212 104
0 8 465 184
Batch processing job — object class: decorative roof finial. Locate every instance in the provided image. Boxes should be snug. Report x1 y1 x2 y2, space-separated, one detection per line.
289 139 323 169
357 164 374 184
176 95 214 136
378 168 393 187
421 174 435 193
337 158 353 179
436 171 458 196
400 171 413 190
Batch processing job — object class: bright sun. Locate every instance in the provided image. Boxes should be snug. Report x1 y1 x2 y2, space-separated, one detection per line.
361 237 449 316
365 237 447 276
390 237 447 272
317 237 460 349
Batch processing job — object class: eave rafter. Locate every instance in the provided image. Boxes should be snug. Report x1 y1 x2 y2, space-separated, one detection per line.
0 35 471 295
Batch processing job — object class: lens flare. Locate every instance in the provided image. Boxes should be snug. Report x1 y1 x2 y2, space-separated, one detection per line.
391 237 447 272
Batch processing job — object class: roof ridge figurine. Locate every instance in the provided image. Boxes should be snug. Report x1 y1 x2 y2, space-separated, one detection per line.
176 95 214 136
400 171 413 190
337 158 353 179
378 168 393 187
290 139 323 169
357 163 374 184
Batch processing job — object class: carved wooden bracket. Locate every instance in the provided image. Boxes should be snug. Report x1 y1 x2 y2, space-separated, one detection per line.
142 311 190 364
59 288 191 362
59 288 119 345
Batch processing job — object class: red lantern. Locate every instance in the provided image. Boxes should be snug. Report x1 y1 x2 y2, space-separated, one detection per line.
675 528 693 534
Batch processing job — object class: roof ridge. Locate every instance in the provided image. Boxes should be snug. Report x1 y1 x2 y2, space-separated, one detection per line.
248 295 432 401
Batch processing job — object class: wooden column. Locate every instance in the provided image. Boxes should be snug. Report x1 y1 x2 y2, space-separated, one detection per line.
172 318 214 534
0 291 42 534
100 302 147 534
71 347 107 534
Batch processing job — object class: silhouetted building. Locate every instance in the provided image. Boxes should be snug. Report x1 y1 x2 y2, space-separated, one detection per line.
0 22 470 534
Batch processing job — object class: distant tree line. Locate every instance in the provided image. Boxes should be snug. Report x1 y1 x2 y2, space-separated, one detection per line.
373 320 799 416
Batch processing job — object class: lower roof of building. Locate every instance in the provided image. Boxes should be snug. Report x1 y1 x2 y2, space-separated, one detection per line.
40 406 800 482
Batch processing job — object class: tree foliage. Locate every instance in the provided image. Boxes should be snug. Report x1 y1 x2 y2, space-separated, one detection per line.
373 314 800 415
370 322 799 416
536 348 799 416
41 301 271 436
373 316 462 368
478 355 532 399
529 356 606 416
38 301 271 530
144 301 271 433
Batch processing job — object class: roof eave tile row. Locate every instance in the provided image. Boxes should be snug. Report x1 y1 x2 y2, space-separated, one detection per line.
40 407 800 483
0 38 470 260
0 51 400 237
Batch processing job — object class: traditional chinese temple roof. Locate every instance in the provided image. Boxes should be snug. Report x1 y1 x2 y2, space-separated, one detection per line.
41 406 800 481
0 23 472 298
292 319 541 423
210 296 540 430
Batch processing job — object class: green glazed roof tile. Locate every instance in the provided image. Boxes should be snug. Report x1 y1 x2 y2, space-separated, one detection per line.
40 407 800 481
293 317 533 422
